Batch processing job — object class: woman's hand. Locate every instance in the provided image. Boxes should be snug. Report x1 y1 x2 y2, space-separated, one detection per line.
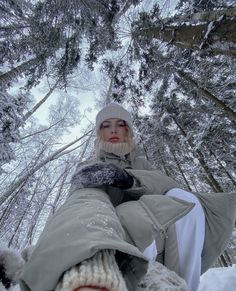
72 162 133 189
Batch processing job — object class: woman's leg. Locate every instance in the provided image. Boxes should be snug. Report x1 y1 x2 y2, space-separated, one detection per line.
166 188 205 291
142 241 158 262
20 188 147 291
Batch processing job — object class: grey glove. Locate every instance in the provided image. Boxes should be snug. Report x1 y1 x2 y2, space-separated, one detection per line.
72 162 134 189
0 247 25 289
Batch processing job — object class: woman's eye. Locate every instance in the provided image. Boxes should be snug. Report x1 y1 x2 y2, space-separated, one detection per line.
118 123 125 127
102 124 110 128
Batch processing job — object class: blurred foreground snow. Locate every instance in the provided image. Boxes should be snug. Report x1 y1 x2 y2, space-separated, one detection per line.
198 264 236 291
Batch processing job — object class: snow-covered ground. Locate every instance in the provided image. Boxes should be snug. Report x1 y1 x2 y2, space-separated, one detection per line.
198 265 236 291
1 265 235 291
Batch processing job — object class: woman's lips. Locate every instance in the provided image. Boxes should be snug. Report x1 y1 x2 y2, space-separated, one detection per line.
109 137 119 142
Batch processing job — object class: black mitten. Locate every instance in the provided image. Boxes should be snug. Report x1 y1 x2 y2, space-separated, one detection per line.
72 162 134 189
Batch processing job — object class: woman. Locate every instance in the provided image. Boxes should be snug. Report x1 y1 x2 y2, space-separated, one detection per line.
20 103 236 291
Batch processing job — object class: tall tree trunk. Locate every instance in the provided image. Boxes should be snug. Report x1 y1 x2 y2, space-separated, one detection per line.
218 249 232 267
105 77 114 105
176 69 236 123
22 79 60 122
0 130 92 206
45 130 94 224
208 149 236 188
111 0 139 26
142 143 150 161
0 57 39 86
21 172 65 248
133 8 236 57
171 115 223 192
7 177 41 248
0 195 16 229
0 178 29 229
172 149 193 191
45 165 71 224
157 149 172 177
188 176 200 192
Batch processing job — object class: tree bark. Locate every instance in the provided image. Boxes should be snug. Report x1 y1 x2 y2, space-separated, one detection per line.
171 115 223 192
208 149 236 188
218 249 232 267
0 130 92 206
0 57 39 86
0 178 29 229
20 120 63 140
165 7 236 23
172 149 193 191
45 167 70 224
157 149 172 177
176 69 236 123
111 0 139 26
133 8 236 57
45 130 95 224
22 172 65 248
22 79 60 122
7 176 41 248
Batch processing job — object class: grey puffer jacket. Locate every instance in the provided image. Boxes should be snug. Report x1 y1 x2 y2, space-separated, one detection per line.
19 148 236 291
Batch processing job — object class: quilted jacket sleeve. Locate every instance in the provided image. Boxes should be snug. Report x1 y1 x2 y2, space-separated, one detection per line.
125 158 181 196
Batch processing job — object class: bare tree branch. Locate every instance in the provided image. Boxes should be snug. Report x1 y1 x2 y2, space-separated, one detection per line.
0 130 93 206
22 79 60 122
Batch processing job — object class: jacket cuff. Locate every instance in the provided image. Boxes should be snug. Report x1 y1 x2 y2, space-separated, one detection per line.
125 169 180 195
55 250 128 291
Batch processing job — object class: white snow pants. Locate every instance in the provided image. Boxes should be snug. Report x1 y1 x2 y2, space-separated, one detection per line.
142 188 205 291
166 188 205 291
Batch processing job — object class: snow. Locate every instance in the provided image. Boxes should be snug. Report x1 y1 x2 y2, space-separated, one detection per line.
0 284 19 291
198 265 236 291
199 21 214 49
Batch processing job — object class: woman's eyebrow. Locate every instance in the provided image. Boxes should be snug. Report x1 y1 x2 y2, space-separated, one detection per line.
102 119 124 125
117 119 125 123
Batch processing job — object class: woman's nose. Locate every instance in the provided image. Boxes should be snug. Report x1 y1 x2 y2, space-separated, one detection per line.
111 125 117 133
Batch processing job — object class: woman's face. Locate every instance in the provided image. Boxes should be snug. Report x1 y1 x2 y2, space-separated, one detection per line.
100 118 128 143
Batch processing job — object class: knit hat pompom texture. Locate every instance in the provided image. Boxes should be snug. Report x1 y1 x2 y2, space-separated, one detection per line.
55 250 128 291
96 103 133 135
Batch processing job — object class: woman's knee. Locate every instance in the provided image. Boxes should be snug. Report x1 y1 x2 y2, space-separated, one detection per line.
166 188 205 221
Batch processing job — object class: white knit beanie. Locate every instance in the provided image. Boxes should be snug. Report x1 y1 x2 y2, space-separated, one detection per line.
96 103 133 136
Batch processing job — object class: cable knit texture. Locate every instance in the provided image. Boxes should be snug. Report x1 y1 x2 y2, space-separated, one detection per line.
55 250 128 291
96 140 135 157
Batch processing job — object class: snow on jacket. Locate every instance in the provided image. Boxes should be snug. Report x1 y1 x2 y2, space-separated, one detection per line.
19 147 236 291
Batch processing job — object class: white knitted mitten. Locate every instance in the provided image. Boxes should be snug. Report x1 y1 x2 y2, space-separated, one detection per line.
55 250 128 291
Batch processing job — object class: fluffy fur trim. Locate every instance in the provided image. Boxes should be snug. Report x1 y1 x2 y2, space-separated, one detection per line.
137 261 188 291
0 247 24 289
